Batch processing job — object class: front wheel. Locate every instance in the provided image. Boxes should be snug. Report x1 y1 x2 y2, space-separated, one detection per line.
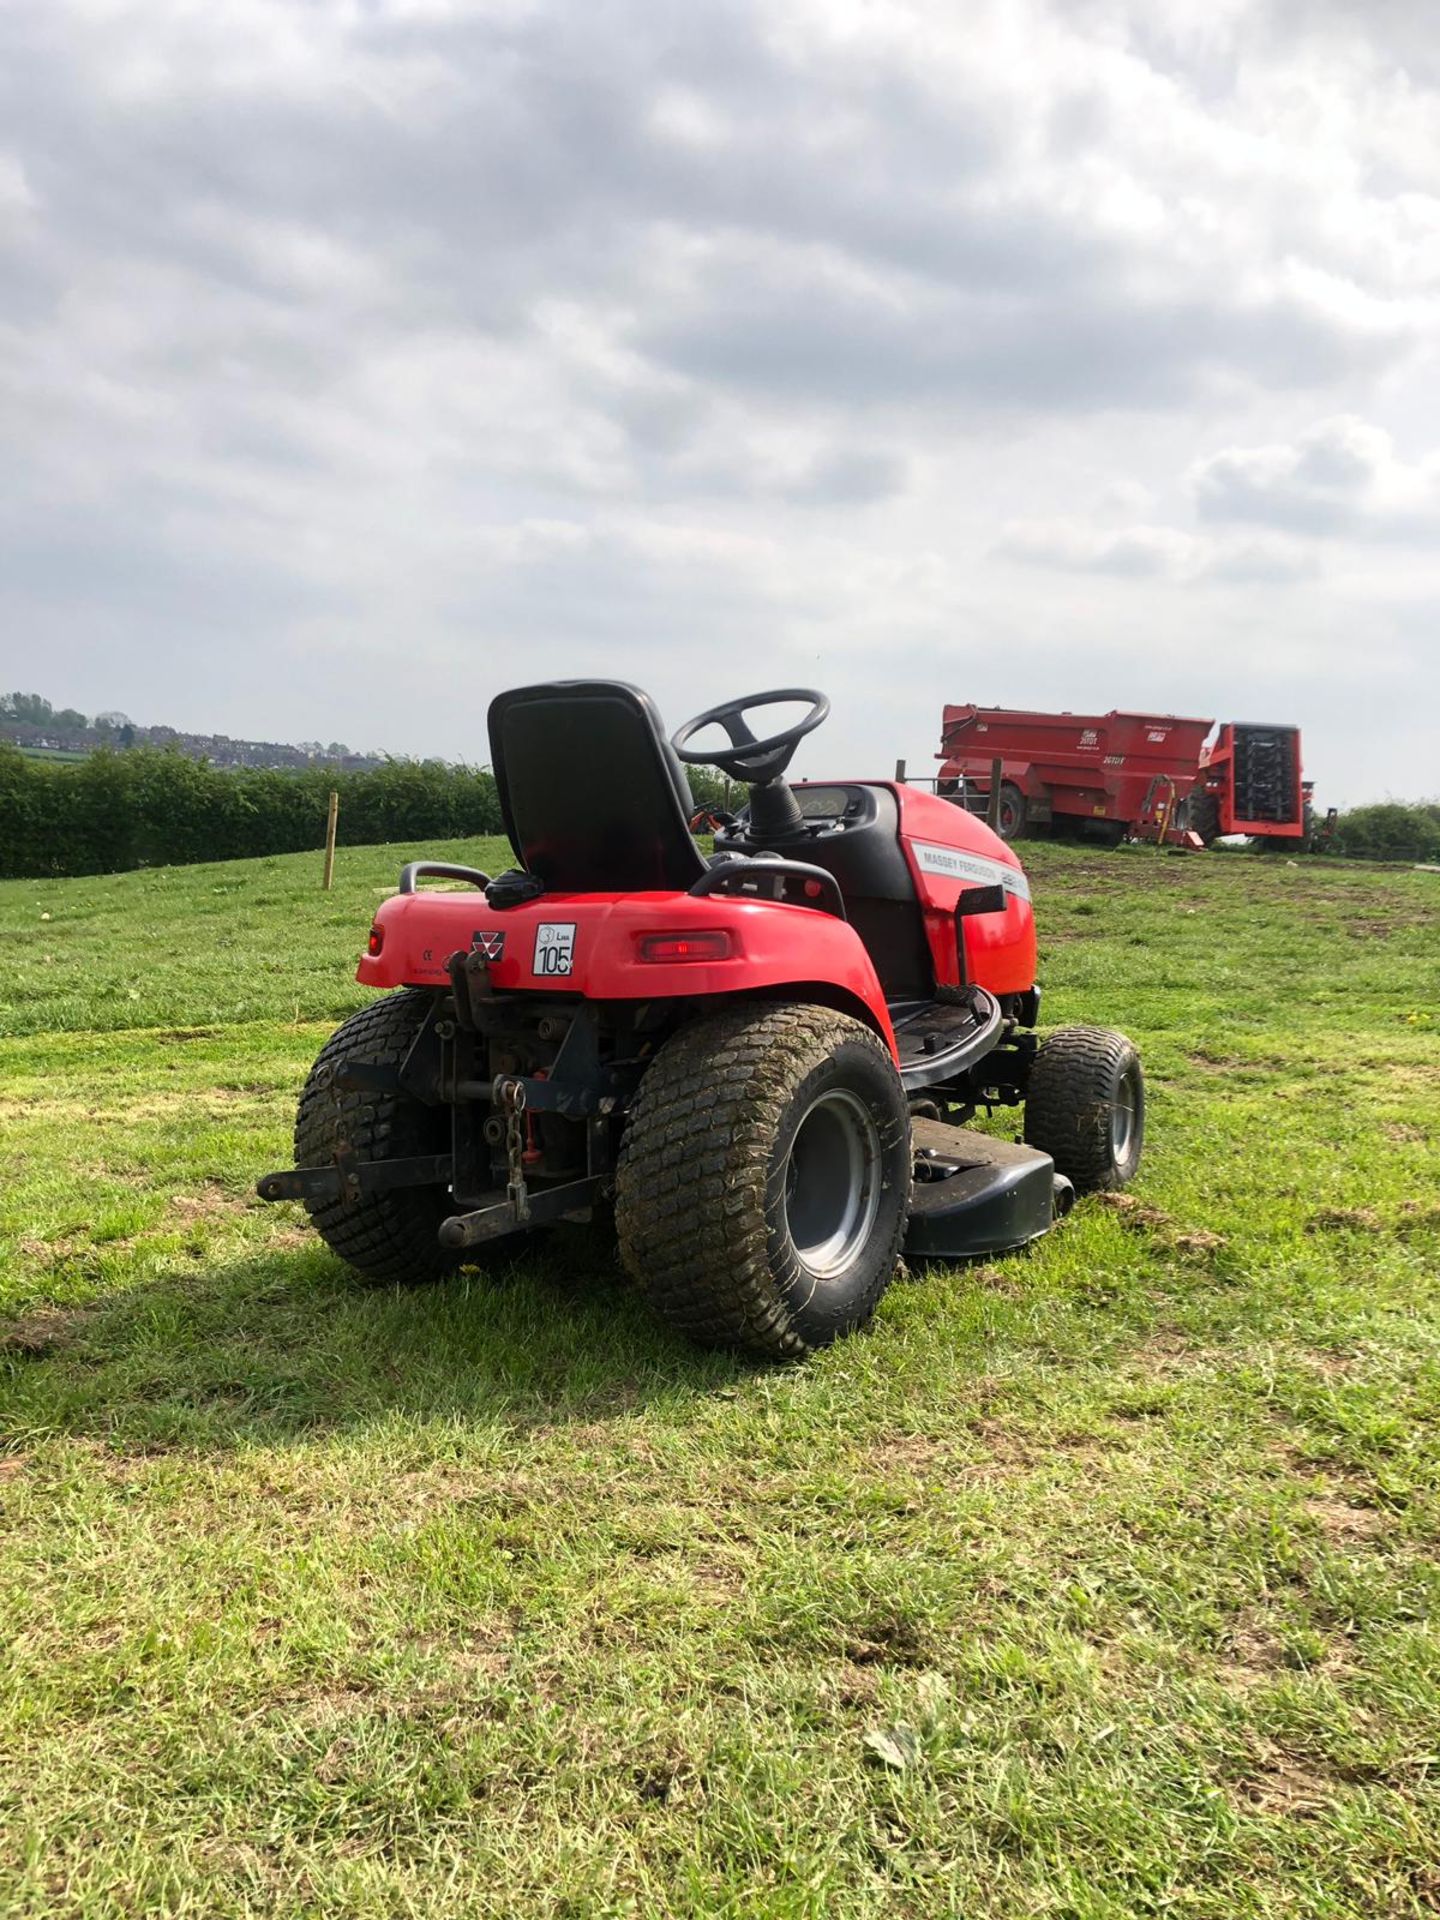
615 1005 911 1358
1023 1026 1145 1193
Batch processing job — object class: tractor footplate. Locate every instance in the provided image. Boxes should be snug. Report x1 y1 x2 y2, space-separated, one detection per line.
889 990 1003 1094
904 1118 1069 1264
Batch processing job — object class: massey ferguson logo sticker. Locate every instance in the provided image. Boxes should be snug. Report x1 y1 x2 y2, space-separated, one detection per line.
470 930 506 961
533 923 577 976
911 842 1031 901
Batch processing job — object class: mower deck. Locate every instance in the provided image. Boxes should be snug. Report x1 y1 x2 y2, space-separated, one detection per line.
903 1117 1071 1265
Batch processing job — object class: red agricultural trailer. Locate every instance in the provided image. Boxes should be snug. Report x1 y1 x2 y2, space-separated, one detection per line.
935 706 1310 848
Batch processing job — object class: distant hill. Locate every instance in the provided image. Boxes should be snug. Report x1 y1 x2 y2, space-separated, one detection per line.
0 691 383 773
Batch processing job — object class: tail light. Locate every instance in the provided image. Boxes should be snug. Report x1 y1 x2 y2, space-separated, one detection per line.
367 924 385 956
637 930 732 963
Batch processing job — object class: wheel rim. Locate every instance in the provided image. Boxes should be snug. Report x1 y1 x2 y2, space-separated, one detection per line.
1112 1058 1142 1164
783 1089 883 1280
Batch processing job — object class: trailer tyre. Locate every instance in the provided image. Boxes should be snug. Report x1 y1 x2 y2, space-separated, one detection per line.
1023 1026 1144 1193
615 1004 911 1358
996 782 1028 842
294 989 461 1285
1185 792 1221 844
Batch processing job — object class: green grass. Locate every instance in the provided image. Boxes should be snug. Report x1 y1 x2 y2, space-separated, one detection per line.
2 838 1440 1918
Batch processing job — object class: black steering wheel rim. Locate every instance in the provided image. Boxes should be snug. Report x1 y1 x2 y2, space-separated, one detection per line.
671 688 830 781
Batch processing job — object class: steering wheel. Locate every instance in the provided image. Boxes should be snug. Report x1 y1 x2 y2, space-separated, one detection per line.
671 688 830 783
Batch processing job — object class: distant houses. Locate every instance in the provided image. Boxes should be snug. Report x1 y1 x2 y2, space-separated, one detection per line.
1 718 382 773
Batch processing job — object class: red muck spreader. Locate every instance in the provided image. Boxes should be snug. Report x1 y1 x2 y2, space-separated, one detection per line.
936 705 1311 849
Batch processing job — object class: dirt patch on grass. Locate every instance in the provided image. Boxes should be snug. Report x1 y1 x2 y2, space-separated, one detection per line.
688 1559 748 1602
1306 1207 1382 1234
1237 1746 1336 1816
1185 1048 1285 1076
1383 1122 1428 1144
1304 1494 1387 1544
170 1184 257 1223
843 1607 933 1669
0 1306 90 1359
1222 1617 1289 1689
827 1660 883 1710
1094 1192 1228 1260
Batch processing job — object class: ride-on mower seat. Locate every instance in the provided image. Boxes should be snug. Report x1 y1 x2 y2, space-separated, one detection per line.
488 681 708 893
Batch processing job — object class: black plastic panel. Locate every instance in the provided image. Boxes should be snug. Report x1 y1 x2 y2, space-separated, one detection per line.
904 1119 1058 1263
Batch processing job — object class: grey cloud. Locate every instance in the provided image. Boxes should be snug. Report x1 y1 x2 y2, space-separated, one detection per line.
1192 417 1440 538
994 516 1318 583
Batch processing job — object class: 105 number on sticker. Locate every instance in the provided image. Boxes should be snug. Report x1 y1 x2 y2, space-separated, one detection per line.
533 923 577 976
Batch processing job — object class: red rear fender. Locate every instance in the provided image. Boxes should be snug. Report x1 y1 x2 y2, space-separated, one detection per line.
357 890 899 1058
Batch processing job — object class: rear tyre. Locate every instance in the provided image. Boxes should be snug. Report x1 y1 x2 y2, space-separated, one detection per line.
1023 1026 1144 1193
294 989 460 1285
1185 792 1221 844
995 782 1028 842
615 1004 911 1358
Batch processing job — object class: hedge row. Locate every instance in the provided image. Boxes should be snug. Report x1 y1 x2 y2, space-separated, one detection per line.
1326 801 1440 864
0 746 738 880
0 747 505 879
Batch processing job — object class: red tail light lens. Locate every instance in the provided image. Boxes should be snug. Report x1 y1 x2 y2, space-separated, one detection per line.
637 930 732 963
367 925 385 956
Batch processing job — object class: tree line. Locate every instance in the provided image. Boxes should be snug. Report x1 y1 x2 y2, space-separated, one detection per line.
0 748 504 879
1325 801 1440 864
0 745 735 880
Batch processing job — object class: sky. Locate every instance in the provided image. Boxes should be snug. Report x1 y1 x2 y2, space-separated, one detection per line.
2 0 1439 806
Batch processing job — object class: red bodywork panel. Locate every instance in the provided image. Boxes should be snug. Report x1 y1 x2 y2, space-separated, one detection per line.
937 705 1214 830
889 784 1037 996
1197 723 1307 839
359 889 902 1058
357 780 1038 1057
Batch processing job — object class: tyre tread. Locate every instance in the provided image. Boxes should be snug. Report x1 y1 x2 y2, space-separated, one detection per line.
293 989 457 1285
1023 1023 1142 1193
615 1004 908 1359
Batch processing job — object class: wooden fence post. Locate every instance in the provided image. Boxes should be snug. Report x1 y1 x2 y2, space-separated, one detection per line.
322 790 339 891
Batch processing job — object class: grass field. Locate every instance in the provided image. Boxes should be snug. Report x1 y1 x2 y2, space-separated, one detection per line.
2 838 1439 1918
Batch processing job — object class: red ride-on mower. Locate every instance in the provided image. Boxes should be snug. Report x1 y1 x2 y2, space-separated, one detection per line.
258 684 1144 1358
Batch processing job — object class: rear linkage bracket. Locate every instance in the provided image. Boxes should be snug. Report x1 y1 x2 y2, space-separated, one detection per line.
258 991 620 1241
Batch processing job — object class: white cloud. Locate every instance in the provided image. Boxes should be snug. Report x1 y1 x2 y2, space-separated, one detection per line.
994 517 1318 583
1190 415 1440 537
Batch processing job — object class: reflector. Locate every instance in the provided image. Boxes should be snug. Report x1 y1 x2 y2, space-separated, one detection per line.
637 930 732 963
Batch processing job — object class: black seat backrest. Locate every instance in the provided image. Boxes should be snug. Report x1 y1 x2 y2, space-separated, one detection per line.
488 681 707 893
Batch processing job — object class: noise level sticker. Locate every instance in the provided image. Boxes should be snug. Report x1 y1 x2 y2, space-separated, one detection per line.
533 923 577 976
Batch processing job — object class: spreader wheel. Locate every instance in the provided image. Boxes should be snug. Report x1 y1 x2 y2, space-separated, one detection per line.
995 781 1028 842
1023 1025 1145 1193
615 1005 911 1358
1185 792 1222 844
293 990 460 1285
